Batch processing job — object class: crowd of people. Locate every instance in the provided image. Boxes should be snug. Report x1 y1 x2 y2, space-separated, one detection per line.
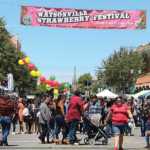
1 90 150 150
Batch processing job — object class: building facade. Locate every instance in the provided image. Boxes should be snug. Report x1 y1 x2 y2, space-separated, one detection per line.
10 36 21 50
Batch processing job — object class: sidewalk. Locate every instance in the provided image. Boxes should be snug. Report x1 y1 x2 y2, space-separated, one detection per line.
0 128 146 150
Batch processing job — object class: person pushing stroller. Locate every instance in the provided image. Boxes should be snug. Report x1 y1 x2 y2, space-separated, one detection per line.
85 95 103 126
82 95 108 145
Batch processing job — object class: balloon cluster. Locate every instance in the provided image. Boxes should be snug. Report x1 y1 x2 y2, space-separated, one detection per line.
18 57 41 78
59 82 71 94
18 57 69 96
19 57 61 94
39 76 60 88
39 75 60 98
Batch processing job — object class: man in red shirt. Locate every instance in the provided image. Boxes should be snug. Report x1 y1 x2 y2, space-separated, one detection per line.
106 97 134 150
0 96 17 146
65 90 83 144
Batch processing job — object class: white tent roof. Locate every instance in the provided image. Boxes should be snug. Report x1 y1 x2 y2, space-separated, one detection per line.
0 85 8 91
96 89 118 98
132 90 150 99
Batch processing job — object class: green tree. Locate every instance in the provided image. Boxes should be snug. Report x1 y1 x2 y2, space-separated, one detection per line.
135 43 150 73
78 73 92 93
97 47 145 93
0 18 37 96
142 49 150 72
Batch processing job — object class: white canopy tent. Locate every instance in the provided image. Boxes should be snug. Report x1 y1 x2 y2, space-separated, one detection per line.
132 90 150 99
0 85 9 91
96 89 118 98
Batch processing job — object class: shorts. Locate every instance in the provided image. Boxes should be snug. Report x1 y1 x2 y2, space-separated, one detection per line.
112 124 127 135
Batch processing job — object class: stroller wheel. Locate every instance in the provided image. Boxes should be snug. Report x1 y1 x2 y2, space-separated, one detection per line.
89 139 95 145
84 137 89 145
102 139 108 145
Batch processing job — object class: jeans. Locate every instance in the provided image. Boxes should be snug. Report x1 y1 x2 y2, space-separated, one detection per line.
39 123 48 143
112 124 127 135
12 120 17 132
67 120 79 143
55 115 65 139
140 118 147 136
0 116 11 144
24 116 32 133
48 118 55 140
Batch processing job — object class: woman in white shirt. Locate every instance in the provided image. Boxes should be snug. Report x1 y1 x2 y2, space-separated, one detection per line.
23 104 30 133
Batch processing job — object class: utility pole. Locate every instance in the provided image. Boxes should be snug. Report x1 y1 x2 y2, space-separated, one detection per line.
72 66 77 91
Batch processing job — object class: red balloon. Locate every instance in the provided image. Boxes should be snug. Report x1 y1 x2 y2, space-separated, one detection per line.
52 81 59 87
40 76 46 83
46 80 53 86
49 80 55 87
55 81 59 87
57 82 60 87
28 64 36 70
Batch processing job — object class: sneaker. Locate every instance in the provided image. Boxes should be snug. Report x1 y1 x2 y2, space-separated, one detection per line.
40 138 45 144
12 132 16 135
3 142 8 146
53 139 60 144
38 135 44 144
41 141 45 144
50 140 56 144
38 135 42 140
144 145 150 148
70 141 79 145
130 134 134 136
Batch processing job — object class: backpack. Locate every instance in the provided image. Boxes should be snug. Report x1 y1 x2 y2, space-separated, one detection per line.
0 96 17 116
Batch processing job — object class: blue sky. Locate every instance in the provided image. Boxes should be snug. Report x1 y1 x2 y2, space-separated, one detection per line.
0 0 150 82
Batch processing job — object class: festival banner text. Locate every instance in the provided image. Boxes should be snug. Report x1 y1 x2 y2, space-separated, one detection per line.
21 6 146 29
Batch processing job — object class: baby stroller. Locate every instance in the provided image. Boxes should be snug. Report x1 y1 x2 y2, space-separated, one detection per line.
81 113 108 145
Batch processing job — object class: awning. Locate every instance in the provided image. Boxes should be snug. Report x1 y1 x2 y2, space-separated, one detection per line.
136 74 150 87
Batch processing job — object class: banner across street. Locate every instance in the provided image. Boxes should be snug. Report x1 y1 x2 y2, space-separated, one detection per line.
21 6 146 29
